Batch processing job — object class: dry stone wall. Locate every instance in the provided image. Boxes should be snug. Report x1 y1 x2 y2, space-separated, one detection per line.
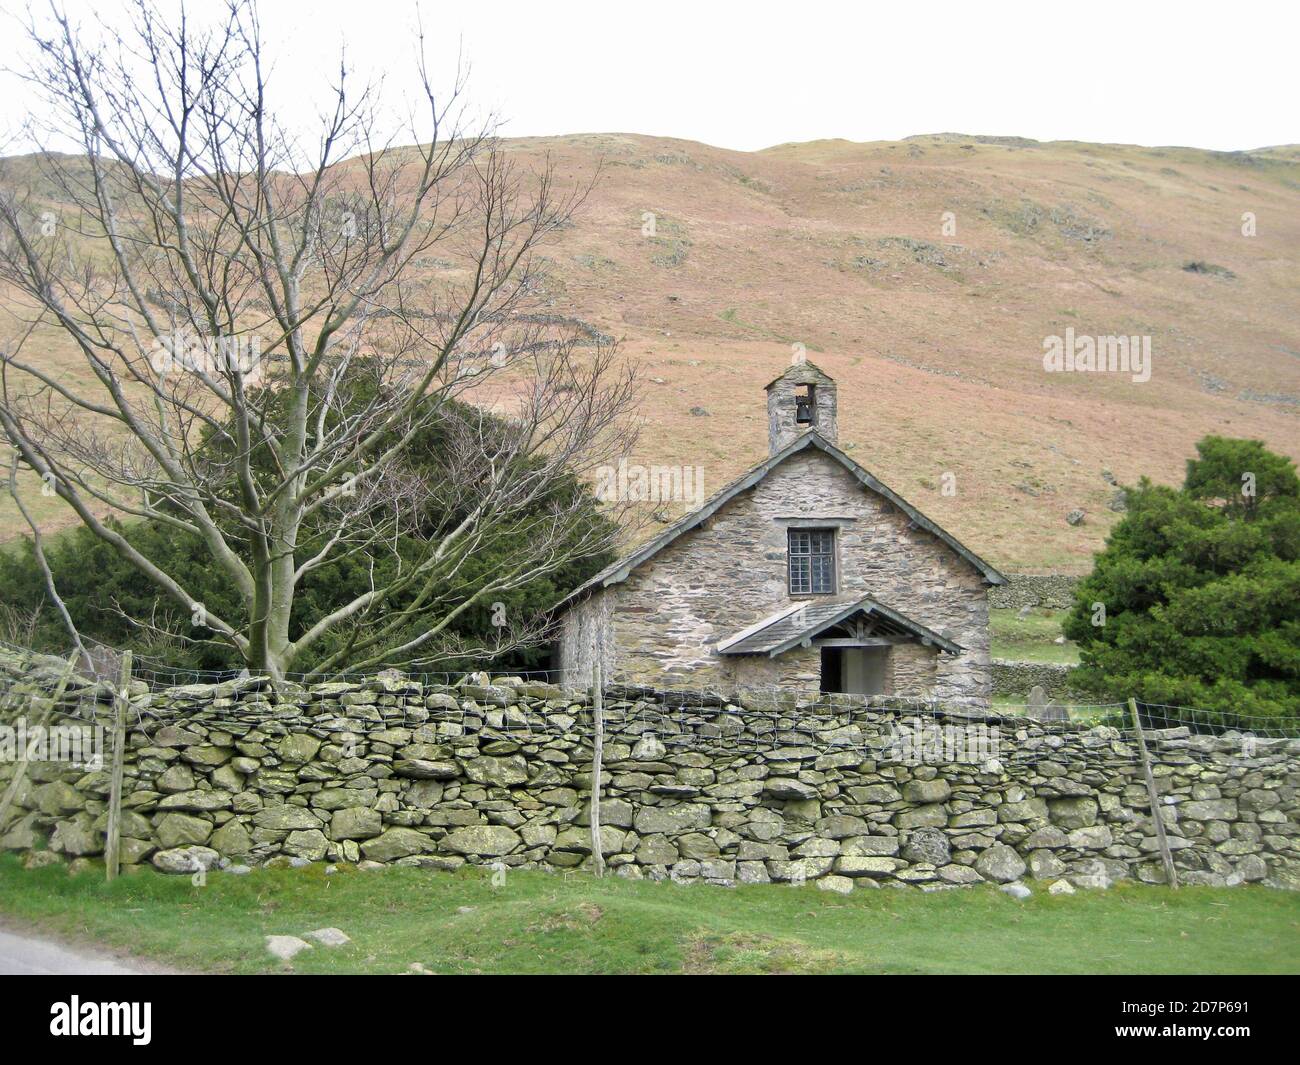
989 574 1080 611
991 660 1082 700
1 648 1296 892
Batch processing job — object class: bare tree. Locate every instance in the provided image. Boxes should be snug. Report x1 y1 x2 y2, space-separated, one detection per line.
0 0 637 679
7 450 88 667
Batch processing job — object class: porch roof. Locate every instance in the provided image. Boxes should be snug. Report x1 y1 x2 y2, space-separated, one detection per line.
715 594 964 658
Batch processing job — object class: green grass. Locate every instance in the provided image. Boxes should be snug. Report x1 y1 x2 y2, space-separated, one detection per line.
991 695 1118 724
2 856 1296 974
990 607 1081 664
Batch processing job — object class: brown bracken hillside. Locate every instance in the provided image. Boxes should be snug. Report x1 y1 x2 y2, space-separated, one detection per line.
4 133 1298 571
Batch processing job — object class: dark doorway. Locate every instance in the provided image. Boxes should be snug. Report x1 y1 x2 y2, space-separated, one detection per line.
820 646 888 695
820 647 842 693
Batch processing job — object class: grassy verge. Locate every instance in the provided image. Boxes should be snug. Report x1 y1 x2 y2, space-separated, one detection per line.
1 856 1296 974
990 607 1080 665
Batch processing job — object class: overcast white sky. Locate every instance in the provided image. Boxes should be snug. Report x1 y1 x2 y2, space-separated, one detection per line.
1 0 1295 154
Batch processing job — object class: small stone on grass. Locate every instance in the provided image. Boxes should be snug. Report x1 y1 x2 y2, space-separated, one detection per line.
265 935 313 961
304 927 351 947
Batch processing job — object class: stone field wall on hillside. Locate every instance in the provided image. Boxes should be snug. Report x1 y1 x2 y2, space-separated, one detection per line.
1 648 1296 893
989 574 1080 611
991 661 1082 700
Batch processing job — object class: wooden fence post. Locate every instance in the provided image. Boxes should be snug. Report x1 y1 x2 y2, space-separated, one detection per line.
1129 696 1179 890
104 651 132 882
589 658 605 878
0 654 79 833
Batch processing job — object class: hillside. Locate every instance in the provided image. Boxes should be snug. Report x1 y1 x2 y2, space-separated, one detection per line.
2 133 1298 571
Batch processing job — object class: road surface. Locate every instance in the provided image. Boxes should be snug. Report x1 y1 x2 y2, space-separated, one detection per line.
0 927 174 975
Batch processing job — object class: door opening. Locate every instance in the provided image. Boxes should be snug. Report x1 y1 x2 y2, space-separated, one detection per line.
819 647 841 693
820 646 888 695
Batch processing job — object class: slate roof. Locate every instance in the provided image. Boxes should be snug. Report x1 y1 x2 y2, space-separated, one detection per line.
764 360 836 390
715 594 964 657
553 429 1007 614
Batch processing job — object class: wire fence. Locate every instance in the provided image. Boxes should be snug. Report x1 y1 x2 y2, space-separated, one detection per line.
1 638 1292 901
1 639 1298 767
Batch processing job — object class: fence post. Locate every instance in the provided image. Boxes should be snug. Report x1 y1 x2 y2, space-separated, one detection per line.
104 651 132 882
0 653 79 833
1129 696 1178 890
589 658 605 878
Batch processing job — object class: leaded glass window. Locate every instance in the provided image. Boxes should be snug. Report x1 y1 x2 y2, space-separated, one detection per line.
788 528 835 594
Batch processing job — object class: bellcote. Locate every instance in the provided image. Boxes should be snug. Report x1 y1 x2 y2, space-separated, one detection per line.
765 361 838 454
